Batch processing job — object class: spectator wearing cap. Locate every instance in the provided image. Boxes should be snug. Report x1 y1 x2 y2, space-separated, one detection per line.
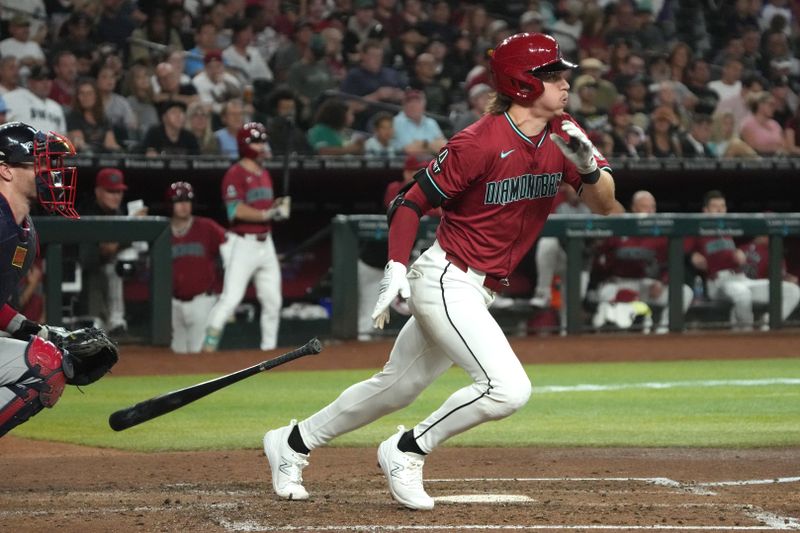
129 8 184 66
223 19 274 85
67 78 122 153
0 56 20 95
0 15 45 69
451 83 491 133
214 99 247 159
141 99 200 156
346 0 380 51
520 10 545 33
77 168 143 336
570 74 608 133
96 65 137 145
622 74 653 129
391 89 446 156
739 91 787 156
608 103 646 158
364 111 397 157
124 64 159 141
3 64 66 134
679 113 716 157
285 34 337 112
577 57 619 111
192 50 243 115
307 98 365 155
645 106 683 158
48 50 78 108
274 20 314 81
153 61 199 109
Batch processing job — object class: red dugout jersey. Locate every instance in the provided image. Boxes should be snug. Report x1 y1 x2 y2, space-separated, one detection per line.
172 216 227 300
594 236 668 281
222 162 276 235
684 236 742 278
418 112 611 278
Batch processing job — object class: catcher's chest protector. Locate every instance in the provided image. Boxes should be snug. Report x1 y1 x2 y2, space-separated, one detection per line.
0 336 66 437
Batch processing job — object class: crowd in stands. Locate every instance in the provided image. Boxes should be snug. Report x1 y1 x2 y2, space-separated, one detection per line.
0 0 798 160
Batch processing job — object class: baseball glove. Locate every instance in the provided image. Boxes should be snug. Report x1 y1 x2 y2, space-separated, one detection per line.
51 327 119 386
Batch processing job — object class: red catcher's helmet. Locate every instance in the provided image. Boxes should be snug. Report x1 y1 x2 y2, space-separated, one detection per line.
236 122 269 159
489 33 576 103
0 122 79 219
167 181 194 202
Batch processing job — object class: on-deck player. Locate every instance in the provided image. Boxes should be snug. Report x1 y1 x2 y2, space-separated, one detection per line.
202 122 290 351
263 32 618 510
0 122 94 436
168 181 227 353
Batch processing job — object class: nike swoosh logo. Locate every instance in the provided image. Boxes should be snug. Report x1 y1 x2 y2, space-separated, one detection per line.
500 149 515 159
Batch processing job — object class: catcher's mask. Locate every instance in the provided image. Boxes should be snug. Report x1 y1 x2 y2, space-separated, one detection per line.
0 122 80 219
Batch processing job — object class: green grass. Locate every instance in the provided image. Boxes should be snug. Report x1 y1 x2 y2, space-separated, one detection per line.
14 358 800 452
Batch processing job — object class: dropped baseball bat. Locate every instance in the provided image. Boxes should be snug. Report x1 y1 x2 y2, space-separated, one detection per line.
108 337 323 432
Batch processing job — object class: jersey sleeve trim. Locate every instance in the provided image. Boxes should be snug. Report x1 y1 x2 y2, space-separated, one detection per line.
416 168 449 206
225 200 239 222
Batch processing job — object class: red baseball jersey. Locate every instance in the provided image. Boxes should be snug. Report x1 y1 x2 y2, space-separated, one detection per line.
420 112 610 278
222 162 276 235
595 236 668 280
685 236 742 277
172 216 227 300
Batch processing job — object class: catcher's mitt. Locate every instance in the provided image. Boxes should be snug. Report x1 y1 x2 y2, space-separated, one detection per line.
51 327 119 386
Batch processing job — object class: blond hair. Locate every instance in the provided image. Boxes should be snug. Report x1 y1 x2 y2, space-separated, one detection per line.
485 91 512 115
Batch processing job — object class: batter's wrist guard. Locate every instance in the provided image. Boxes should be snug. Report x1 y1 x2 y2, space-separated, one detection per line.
579 168 601 184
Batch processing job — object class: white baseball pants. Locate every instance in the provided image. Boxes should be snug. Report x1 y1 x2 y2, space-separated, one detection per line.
299 240 531 453
172 293 219 353
708 270 800 328
206 233 282 350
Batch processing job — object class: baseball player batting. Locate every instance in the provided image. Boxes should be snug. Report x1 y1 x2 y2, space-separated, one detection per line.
168 181 227 353
0 122 116 437
202 122 290 352
262 32 619 510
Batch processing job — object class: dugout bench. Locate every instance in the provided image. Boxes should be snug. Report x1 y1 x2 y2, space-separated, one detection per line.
331 213 800 339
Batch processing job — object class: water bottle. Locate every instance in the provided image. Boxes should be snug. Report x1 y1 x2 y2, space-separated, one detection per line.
692 275 705 303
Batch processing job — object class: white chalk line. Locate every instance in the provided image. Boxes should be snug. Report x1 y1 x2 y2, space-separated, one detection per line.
533 378 800 394
218 521 797 531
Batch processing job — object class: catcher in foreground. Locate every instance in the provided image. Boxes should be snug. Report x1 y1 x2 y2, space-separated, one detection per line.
0 122 118 437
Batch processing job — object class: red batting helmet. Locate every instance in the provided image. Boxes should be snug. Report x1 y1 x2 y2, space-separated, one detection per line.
489 33 576 103
167 181 194 202
236 122 269 159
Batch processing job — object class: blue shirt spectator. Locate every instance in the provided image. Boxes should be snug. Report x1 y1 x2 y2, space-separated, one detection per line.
391 90 446 155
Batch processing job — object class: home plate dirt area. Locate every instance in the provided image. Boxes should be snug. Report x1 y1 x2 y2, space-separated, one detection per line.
1 332 798 532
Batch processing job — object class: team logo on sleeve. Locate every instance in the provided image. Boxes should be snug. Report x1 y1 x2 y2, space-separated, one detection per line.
225 184 237 199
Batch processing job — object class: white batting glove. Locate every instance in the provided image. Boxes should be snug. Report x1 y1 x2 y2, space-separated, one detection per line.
264 197 291 221
371 260 411 329
549 120 598 176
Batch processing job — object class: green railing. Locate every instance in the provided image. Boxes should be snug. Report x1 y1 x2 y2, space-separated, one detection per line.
332 213 800 338
35 216 172 345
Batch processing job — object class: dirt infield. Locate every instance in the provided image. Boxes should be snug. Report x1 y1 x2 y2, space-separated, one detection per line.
1 331 799 532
